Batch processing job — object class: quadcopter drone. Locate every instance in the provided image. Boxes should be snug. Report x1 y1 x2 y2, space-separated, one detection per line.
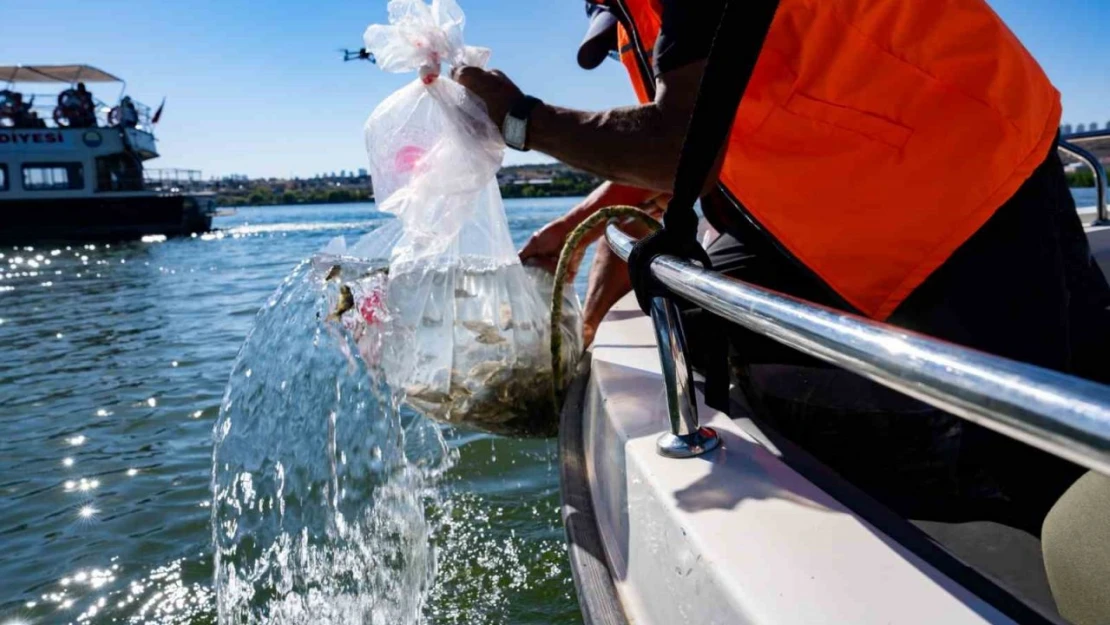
341 48 377 63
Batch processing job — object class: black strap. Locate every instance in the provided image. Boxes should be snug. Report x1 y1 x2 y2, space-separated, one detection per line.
667 0 780 236
627 0 780 412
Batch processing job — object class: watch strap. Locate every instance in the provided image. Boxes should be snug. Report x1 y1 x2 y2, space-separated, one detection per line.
509 94 542 121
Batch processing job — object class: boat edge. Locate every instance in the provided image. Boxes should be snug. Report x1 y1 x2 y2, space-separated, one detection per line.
559 352 630 625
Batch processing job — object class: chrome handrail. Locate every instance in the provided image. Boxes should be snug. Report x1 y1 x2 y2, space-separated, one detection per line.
1058 131 1109 224
1060 128 1110 143
606 225 1110 475
648 296 720 458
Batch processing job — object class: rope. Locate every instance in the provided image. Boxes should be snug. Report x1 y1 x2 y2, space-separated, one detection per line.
549 205 662 409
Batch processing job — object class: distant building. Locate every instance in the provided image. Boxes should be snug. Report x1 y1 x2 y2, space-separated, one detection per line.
358 168 368 177
1062 124 1074 135
340 170 347 179
1077 123 1087 133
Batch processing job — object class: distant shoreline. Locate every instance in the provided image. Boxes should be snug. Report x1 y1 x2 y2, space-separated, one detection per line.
218 184 594 207
218 174 1096 207
211 162 602 207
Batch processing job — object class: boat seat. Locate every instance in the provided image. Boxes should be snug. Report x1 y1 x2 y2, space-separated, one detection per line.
1084 225 1110 280
1041 470 1110 625
912 519 1057 618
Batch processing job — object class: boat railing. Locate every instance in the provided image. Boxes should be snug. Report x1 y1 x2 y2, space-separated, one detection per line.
1059 128 1110 224
144 168 205 192
10 94 154 132
604 225 1110 475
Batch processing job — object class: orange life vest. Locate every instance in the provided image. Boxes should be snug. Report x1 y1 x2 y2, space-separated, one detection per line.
604 0 1061 320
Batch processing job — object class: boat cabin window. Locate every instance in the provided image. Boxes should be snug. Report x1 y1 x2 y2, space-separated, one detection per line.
95 154 143 192
0 165 7 191
21 162 84 191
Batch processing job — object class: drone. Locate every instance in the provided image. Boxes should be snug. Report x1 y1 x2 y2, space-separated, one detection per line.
341 48 377 63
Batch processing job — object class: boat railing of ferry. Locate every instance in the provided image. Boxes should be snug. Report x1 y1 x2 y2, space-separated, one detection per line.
0 64 216 241
15 88 156 134
562 130 1110 625
143 168 206 193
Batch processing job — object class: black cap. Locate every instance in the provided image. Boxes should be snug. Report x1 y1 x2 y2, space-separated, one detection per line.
578 3 618 70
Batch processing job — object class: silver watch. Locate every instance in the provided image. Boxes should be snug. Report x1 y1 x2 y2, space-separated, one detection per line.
502 95 542 151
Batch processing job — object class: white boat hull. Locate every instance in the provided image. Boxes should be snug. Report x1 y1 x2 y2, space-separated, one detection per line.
562 295 1059 625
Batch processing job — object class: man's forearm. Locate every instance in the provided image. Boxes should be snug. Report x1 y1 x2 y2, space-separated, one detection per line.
529 102 683 193
453 61 707 192
559 182 661 237
581 208 662 345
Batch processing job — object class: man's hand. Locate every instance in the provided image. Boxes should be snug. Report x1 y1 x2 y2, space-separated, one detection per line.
452 66 523 129
520 218 575 275
581 196 666 346
518 183 661 279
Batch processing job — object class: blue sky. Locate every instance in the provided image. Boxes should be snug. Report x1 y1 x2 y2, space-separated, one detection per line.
4 0 1108 179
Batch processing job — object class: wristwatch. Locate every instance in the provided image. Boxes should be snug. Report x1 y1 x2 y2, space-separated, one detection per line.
502 95 543 151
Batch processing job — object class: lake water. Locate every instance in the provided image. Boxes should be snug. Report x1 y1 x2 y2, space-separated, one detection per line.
0 190 1098 624
0 199 591 625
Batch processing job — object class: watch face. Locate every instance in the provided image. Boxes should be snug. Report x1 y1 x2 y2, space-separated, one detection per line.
503 115 527 149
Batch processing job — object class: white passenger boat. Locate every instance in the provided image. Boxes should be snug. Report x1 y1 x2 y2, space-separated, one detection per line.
560 132 1110 625
0 64 215 241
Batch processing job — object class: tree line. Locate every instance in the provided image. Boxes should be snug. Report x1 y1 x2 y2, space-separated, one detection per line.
1067 169 1097 188
218 187 373 207
217 175 603 207
219 168 1094 207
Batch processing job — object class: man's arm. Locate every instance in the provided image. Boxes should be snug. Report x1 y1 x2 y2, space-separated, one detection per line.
453 61 715 194
581 194 666 346
519 181 661 274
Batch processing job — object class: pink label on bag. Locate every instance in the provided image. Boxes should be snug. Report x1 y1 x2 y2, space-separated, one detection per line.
360 289 385 326
394 145 425 173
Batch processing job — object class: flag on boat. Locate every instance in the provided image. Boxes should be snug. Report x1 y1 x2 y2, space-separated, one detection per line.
151 97 165 124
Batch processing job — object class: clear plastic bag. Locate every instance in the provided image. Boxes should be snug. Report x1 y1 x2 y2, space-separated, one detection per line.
317 0 582 435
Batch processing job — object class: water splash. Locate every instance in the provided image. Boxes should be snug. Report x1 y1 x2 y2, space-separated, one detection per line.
211 260 455 624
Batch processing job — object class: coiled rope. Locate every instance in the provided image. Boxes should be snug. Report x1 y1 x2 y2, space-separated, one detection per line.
549 205 662 409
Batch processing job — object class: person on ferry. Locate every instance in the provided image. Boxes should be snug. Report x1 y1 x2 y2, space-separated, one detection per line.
72 82 96 127
26 110 46 129
116 96 139 128
1 91 33 128
456 1 1110 536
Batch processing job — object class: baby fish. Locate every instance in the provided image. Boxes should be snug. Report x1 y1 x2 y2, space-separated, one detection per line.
449 381 473 398
462 321 506 345
406 384 452 405
324 264 342 282
476 328 506 345
462 320 496 334
327 285 355 321
467 361 503 383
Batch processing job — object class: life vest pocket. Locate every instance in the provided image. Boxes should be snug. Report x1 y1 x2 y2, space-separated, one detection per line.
783 92 913 152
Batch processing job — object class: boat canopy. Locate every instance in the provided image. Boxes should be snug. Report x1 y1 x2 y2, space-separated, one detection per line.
0 64 123 84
